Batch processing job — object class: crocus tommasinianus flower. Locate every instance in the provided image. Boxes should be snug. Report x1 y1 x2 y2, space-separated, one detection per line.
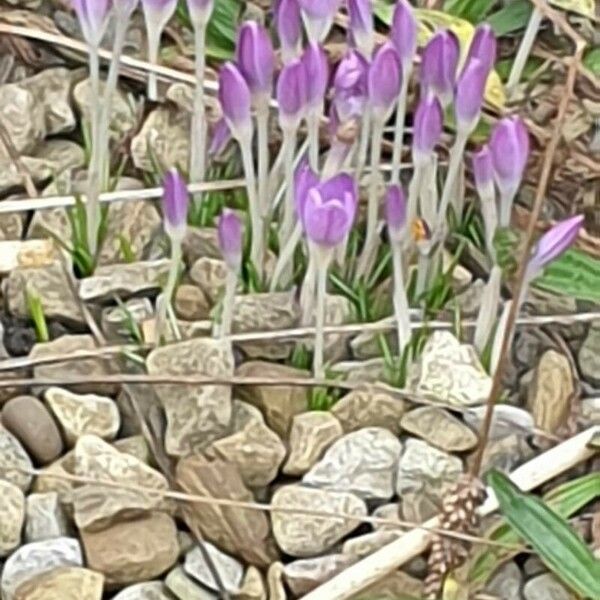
385 184 407 241
294 160 320 221
208 118 232 157
467 23 497 74
420 29 460 108
218 62 253 140
72 0 111 47
454 58 487 134
277 59 308 132
489 116 530 207
527 215 584 277
301 42 329 111
348 0 374 58
368 42 402 121
274 0 302 62
236 22 275 101
333 49 369 123
472 145 494 200
412 92 443 166
186 0 214 24
162 168 189 240
390 0 417 71
302 174 358 247
218 209 243 271
299 0 340 42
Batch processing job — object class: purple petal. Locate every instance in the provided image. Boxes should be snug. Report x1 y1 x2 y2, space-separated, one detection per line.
218 62 252 135
301 42 329 108
277 58 308 128
529 215 584 274
294 160 320 224
236 21 275 98
466 24 497 74
317 173 358 219
208 117 232 157
391 0 417 68
298 0 340 19
385 184 407 232
420 29 460 107
412 92 443 161
303 190 353 247
472 144 494 194
455 58 487 131
72 0 111 45
162 168 189 235
368 42 402 116
333 50 369 122
218 209 243 269
348 0 374 56
274 0 302 58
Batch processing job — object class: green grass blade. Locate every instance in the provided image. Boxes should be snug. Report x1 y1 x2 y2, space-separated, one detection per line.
487 0 533 35
443 0 493 23
487 470 600 599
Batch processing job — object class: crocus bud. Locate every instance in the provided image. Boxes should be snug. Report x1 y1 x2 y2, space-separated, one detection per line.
412 92 443 166
472 145 494 200
218 209 243 270
489 116 529 205
299 0 341 42
455 58 487 134
368 42 402 120
420 29 460 108
333 49 369 123
275 0 302 62
467 23 497 74
277 59 308 132
527 215 583 277
348 0 374 58
301 42 329 111
208 118 232 157
186 0 214 26
218 62 253 140
72 0 111 47
302 174 358 247
390 0 417 71
385 184 407 240
236 21 275 101
162 168 189 240
295 160 320 222
142 0 178 39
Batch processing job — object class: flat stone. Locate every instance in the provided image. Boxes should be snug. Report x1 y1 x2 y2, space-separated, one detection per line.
303 427 402 500
485 561 523 600
284 411 343 476
331 388 406 434
412 331 492 406
31 452 76 507
13 567 103 600
528 350 574 434
3 261 84 326
0 480 25 556
463 405 534 440
0 424 34 491
468 433 534 474
236 361 309 438
266 563 286 600
342 530 400 558
0 210 25 241
113 435 152 464
112 581 172 599
396 438 463 503
102 298 155 343
2 395 62 465
371 503 403 531
184 543 244 593
233 566 266 600
45 387 120 447
73 434 169 530
400 406 478 452
351 570 423 600
25 492 70 543
332 358 387 383
0 239 57 274
401 491 439 523
189 257 228 304
166 566 217 599
523 573 576 600
175 284 211 320
82 512 178 587
579 321 600 386
283 554 356 596
147 338 234 456
182 227 221 266
580 397 600 426
271 484 366 557
1 537 83 600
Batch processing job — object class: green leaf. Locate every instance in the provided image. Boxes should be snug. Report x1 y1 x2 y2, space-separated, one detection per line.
535 248 600 304
583 47 600 76
443 0 493 23
487 470 600 599
487 0 533 35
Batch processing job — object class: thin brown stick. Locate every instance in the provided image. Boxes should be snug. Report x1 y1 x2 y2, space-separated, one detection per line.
469 17 587 475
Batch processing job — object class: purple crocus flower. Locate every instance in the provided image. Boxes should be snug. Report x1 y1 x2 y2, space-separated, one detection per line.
348 0 374 57
162 168 189 239
277 58 308 131
302 174 358 247
294 160 320 221
218 62 252 139
275 0 302 62
333 49 369 123
455 58 487 133
412 92 443 166
390 0 417 71
236 21 275 100
467 23 497 74
299 0 341 42
72 0 111 46
208 117 232 157
301 42 330 111
420 29 460 108
527 215 584 276
218 209 243 270
141 0 178 29
368 42 402 119
186 0 214 24
385 184 407 239
472 145 494 199
489 116 530 203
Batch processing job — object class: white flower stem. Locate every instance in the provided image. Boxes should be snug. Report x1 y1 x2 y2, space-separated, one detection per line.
355 109 371 178
218 267 238 338
270 222 302 292
300 250 317 325
507 7 544 93
437 130 468 227
390 74 410 186
190 22 208 206
323 138 353 180
415 251 430 298
313 247 332 380
146 25 162 101
86 44 101 259
473 264 502 355
356 116 384 278
391 242 411 356
155 239 182 344
480 189 498 261
499 188 516 228
257 99 270 217
279 128 297 243
406 163 425 233
307 109 320 171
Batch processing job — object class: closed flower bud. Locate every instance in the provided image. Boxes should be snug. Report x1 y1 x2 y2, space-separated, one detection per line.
236 21 275 100
72 0 111 47
472 145 494 200
275 0 302 62
466 23 496 74
162 168 189 239
348 0 374 58
218 62 253 140
420 29 460 108
277 59 308 131
385 184 407 239
390 0 417 71
218 209 243 270
208 118 232 157
455 58 487 134
301 42 329 111
412 92 443 166
299 0 341 42
368 42 402 120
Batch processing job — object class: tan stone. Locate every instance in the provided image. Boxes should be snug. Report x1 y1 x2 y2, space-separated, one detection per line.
266 563 287 600
0 480 25 556
14 567 103 600
233 566 266 600
174 284 210 320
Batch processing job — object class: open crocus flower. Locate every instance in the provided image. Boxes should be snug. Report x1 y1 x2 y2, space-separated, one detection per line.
333 50 369 124
73 0 111 47
420 29 460 108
